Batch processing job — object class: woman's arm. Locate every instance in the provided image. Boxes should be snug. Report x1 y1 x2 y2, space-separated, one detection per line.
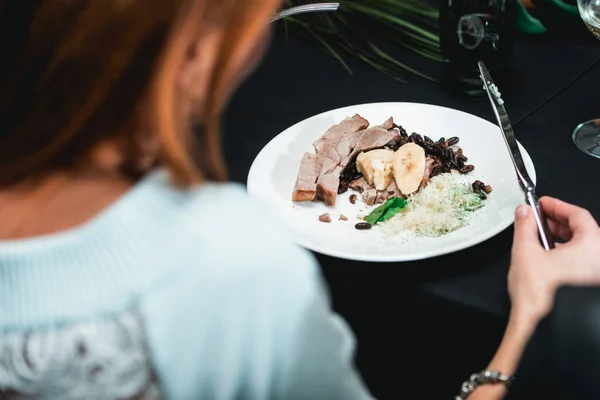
459 198 600 399
467 313 537 400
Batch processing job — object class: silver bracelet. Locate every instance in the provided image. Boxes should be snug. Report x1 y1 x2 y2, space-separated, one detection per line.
455 369 514 399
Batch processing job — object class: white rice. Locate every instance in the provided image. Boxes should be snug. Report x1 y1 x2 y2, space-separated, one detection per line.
380 172 486 237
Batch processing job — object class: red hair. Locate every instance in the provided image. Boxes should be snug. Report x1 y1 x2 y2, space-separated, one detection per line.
0 0 278 187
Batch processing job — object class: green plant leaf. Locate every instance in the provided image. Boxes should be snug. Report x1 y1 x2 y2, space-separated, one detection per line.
365 196 408 225
285 0 442 83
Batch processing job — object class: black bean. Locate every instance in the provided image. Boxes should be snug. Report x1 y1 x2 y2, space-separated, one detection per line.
338 180 349 194
445 147 454 160
424 135 433 143
460 165 474 174
393 124 408 138
472 182 481 193
445 137 459 147
436 137 446 146
355 222 372 230
479 193 488 200
409 132 423 144
423 143 438 155
457 154 468 162
349 194 358 204
434 145 445 158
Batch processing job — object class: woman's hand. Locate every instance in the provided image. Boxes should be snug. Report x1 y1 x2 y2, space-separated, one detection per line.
466 198 600 400
509 196 600 325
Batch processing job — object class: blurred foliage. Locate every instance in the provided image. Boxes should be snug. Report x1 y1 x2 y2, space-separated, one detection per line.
283 0 442 82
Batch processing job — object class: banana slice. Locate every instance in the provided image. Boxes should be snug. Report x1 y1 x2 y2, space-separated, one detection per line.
393 143 426 195
356 149 395 190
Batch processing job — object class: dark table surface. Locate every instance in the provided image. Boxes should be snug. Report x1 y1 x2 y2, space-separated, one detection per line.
224 22 600 399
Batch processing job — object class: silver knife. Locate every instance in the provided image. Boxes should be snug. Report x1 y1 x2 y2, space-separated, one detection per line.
478 61 555 251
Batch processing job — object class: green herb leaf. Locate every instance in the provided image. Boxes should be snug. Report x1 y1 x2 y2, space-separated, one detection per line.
380 197 408 221
365 196 408 225
365 202 388 225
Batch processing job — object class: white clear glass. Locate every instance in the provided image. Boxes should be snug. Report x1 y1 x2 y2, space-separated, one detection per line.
574 0 600 158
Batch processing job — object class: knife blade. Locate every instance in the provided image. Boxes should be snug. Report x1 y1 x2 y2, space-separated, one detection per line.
478 61 555 251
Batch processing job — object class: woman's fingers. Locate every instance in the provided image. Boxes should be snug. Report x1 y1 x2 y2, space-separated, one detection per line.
546 218 574 242
540 197 598 239
512 205 543 254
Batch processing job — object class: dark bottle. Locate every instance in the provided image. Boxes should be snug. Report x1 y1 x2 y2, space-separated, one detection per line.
439 0 517 97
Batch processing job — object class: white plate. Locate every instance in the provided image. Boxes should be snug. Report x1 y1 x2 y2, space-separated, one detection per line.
247 102 536 262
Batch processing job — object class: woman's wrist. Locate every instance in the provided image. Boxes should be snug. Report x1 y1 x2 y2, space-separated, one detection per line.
507 305 544 339
461 309 539 399
490 308 540 367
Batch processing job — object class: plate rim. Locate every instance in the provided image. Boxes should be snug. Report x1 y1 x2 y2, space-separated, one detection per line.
247 101 535 262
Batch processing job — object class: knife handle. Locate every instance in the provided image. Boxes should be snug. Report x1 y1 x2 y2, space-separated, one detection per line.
525 189 555 251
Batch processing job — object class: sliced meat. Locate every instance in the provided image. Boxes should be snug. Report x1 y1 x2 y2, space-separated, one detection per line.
316 165 343 206
292 153 324 201
380 116 395 131
319 213 332 223
334 133 358 160
362 181 406 206
352 117 395 150
354 179 407 206
346 127 401 164
375 181 404 204
361 188 378 206
386 180 402 196
349 177 371 193
313 114 369 154
297 116 398 207
321 118 397 173
352 178 394 206
314 137 356 201
418 157 436 191
293 115 366 203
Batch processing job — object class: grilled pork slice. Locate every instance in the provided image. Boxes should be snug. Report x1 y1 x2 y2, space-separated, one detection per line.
418 157 436 191
312 114 369 154
291 153 324 201
292 115 369 202
349 176 371 193
292 115 399 206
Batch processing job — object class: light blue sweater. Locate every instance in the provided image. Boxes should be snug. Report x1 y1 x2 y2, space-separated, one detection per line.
0 169 373 400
